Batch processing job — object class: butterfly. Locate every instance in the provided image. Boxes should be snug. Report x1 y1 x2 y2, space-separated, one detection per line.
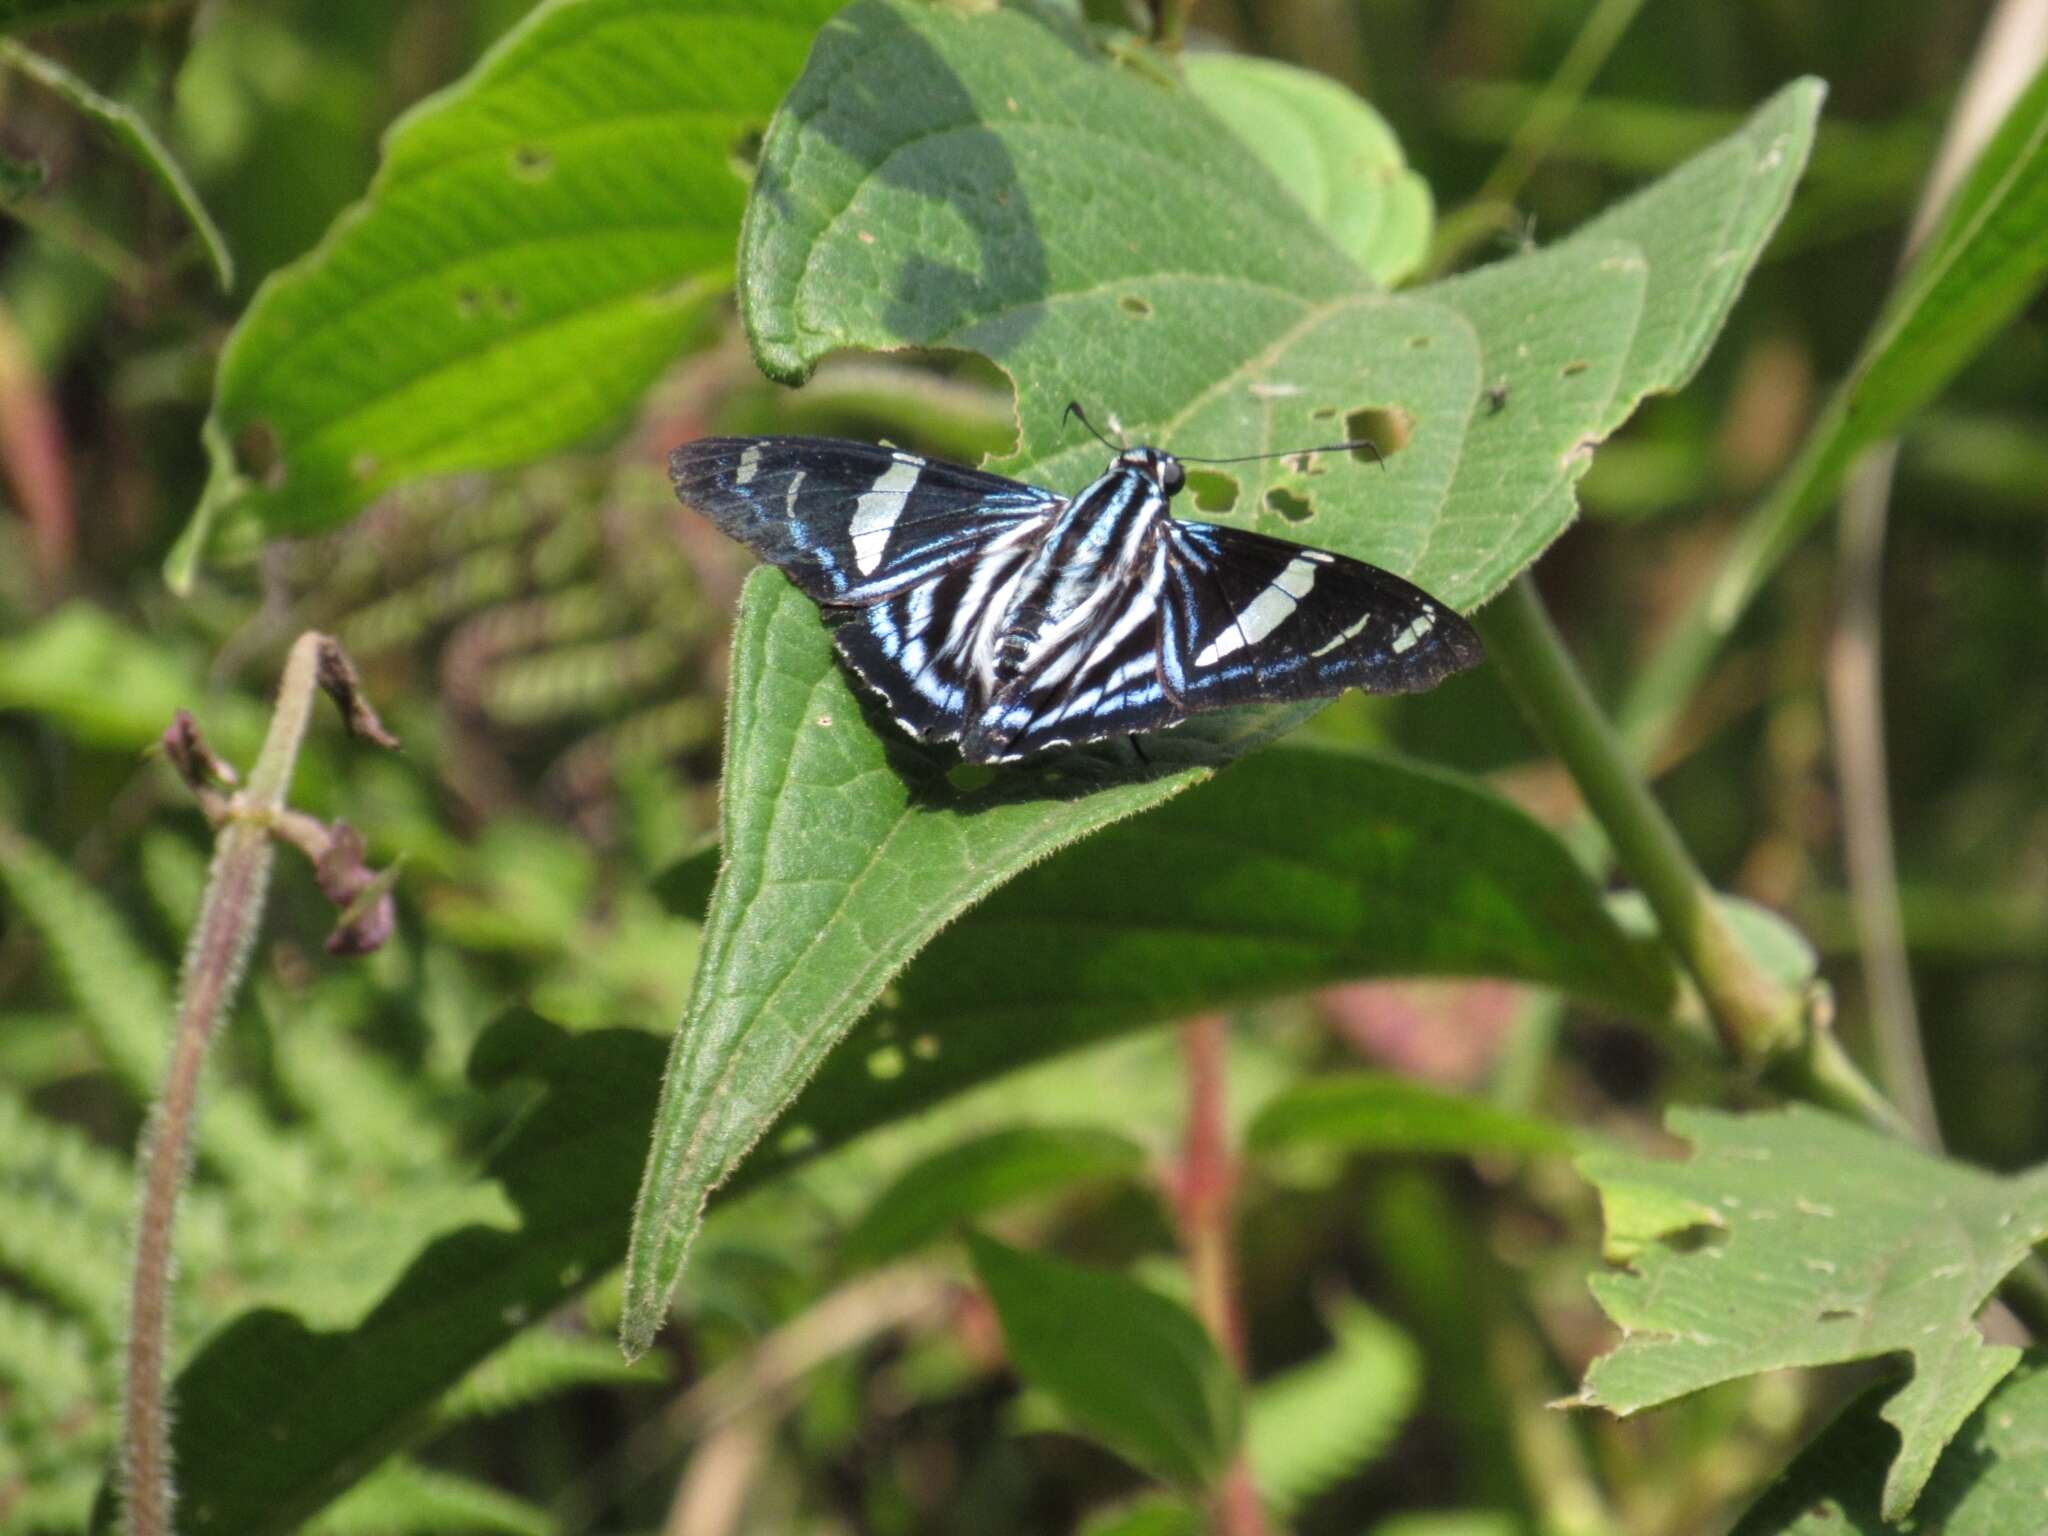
669 425 1481 763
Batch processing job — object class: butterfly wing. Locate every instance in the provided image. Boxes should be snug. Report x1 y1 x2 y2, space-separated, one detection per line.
1157 519 1482 710
669 436 1061 605
974 520 1479 760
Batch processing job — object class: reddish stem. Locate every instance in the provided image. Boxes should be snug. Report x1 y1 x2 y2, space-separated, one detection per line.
1171 1015 1265 1536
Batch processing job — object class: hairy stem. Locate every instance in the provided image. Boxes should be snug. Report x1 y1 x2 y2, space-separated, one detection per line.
122 633 329 1536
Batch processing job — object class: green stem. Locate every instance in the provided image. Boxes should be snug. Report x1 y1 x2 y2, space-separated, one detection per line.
1473 579 2048 1338
1477 577 1805 1065
1476 0 1647 209
122 634 328 1536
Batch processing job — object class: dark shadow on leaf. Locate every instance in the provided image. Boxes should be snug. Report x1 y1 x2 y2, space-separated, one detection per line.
753 1 1050 357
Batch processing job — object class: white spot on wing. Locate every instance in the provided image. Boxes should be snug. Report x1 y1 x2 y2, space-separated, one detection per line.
851 459 920 574
1391 610 1436 654
1193 554 1319 667
1310 611 1373 658
735 444 762 486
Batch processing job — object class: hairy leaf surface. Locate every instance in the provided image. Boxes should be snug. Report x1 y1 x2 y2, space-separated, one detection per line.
1579 1106 2048 1520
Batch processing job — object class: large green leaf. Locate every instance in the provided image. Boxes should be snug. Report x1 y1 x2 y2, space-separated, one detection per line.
622 569 1231 1353
628 2 1817 1348
1248 1073 1578 1158
1577 1106 2048 1521
140 738 1656 1533
173 0 839 579
970 1232 1241 1489
624 627 1671 1347
1730 1353 2048 1536
866 745 1672 1045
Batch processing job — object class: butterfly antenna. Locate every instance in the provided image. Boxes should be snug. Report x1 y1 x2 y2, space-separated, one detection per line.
1064 401 1124 454
1180 439 1387 472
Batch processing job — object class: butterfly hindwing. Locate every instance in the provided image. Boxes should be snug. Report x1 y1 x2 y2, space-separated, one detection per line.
668 436 1060 604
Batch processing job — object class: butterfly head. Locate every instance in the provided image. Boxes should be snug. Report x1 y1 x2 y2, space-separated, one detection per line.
1114 445 1185 498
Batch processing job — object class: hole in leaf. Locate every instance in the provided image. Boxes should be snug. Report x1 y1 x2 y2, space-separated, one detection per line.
1561 359 1591 377
728 123 766 178
233 420 283 489
1662 1224 1728 1255
867 1045 906 1079
1185 468 1239 513
1345 406 1412 459
912 1034 940 1060
1265 486 1313 522
1119 294 1152 316
510 145 553 180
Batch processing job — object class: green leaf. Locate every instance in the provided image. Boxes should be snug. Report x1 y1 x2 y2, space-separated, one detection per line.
0 39 232 290
744 0 1814 605
628 692 1668 1352
1730 1352 2048 1536
1248 1073 1578 1158
874 745 1672 1046
842 1125 1145 1268
629 4 1817 1347
1183 54 1432 285
175 0 838 576
1577 1106 2048 1521
94 1014 665 1536
621 570 1232 1354
0 601 264 754
1247 1298 1420 1515
969 1232 1241 1489
312 1459 552 1536
436 1327 667 1424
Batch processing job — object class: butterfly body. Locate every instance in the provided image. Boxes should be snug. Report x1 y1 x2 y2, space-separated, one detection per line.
671 434 1480 763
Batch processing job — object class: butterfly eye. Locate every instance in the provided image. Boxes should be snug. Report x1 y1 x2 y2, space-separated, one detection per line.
1160 457 1185 495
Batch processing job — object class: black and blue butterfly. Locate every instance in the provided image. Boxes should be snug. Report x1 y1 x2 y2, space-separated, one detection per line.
669 421 1481 763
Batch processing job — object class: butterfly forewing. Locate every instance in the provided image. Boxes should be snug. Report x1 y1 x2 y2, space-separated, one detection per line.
669 433 1482 763
1161 521 1481 712
669 436 1061 604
